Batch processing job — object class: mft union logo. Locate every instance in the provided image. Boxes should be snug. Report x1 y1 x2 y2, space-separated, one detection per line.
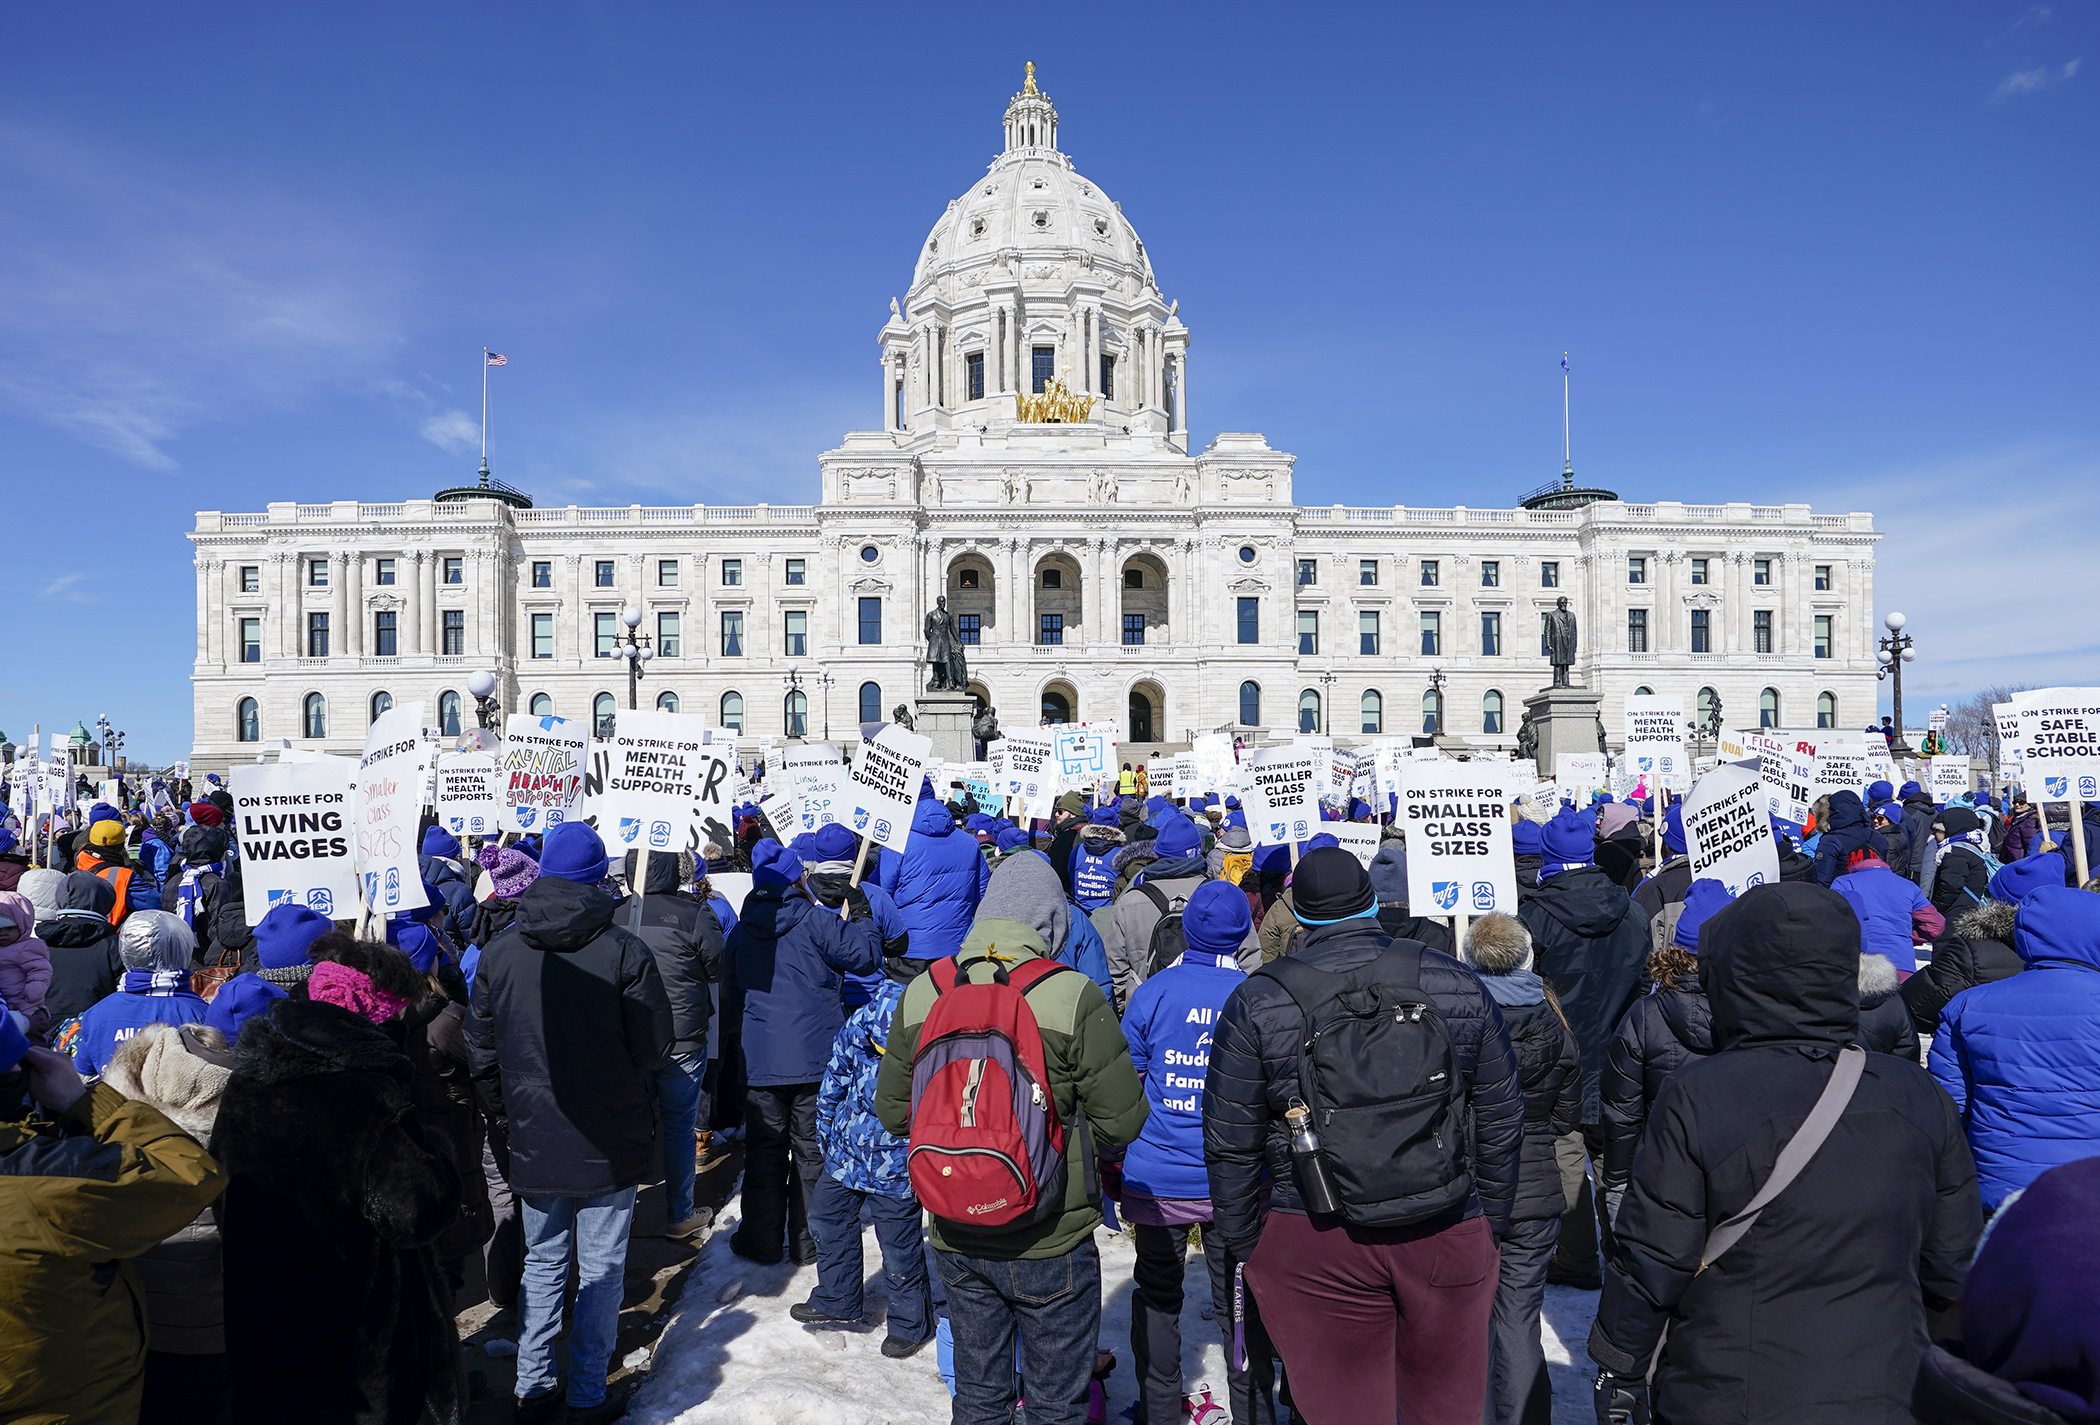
649 820 673 848
1431 881 1461 911
515 807 537 829
1471 881 1495 912
306 888 334 916
2047 776 2070 799
1292 818 1310 840
853 806 871 830
618 817 643 845
266 888 297 907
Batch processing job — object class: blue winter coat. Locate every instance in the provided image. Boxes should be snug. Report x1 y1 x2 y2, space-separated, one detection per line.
1122 951 1248 1201
815 978 912 1197
419 854 479 946
1833 862 1936 973
72 987 208 1076
1061 903 1115 1005
202 973 288 1043
136 833 176 893
726 885 882 1086
1931 885 2100 1210
875 798 991 962
835 881 908 1011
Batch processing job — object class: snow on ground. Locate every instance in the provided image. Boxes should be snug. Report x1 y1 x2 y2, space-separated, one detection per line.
630 1200 1601 1424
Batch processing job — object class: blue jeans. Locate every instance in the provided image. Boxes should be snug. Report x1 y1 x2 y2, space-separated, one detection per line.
806 1171 934 1343
517 1187 637 1409
655 1053 708 1222
935 1237 1101 1425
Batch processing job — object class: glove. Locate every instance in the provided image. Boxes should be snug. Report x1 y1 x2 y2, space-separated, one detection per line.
1594 1370 1650 1425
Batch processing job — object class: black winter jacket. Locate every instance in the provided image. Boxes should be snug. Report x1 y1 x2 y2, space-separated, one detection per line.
466 894 521 951
1632 855 1693 923
1589 881 1982 1425
1201 921 1522 1260
1902 899 2025 1034
1501 994 1582 1222
465 874 674 1198
1599 982 1715 1203
628 857 724 1057
1898 793 1938 885
38 872 123 1026
1858 952 1922 1063
1815 791 1892 888
1518 866 1652 1122
1374 904 1456 955
1930 843 1993 920
1913 1341 2077 1425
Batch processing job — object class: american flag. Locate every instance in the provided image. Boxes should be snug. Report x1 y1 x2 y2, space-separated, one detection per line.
486 352 508 366
1560 353 1569 372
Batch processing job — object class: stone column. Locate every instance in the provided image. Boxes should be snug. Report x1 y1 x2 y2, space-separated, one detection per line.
328 550 347 658
402 551 422 655
194 558 211 667
270 552 290 659
566 555 586 662
345 552 364 657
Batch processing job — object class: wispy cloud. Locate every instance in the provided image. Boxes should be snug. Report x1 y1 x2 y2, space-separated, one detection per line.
419 409 482 456
39 573 100 603
1995 57 2082 99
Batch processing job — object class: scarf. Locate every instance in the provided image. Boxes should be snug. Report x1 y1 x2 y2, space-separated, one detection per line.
1480 968 1545 1007
174 862 224 928
121 968 190 996
1179 949 1245 974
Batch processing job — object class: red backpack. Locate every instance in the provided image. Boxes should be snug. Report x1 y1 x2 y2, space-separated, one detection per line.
907 953 1074 1232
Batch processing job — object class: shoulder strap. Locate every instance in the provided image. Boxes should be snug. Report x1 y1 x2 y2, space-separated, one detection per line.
1699 1045 1865 1272
1006 958 1071 996
1138 882 1171 917
930 956 961 996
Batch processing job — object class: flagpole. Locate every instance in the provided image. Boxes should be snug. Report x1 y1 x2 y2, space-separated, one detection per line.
481 348 490 464
1561 352 1570 468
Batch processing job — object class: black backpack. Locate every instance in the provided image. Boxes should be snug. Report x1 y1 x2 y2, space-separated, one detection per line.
1137 882 1190 977
1256 941 1472 1226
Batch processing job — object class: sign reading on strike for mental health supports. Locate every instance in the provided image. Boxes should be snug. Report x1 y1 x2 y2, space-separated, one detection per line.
354 702 431 917
1242 745 1321 847
2012 687 2100 803
1399 764 1518 916
500 713 587 833
1681 763 1780 897
231 757 360 924
1623 695 1689 792
598 710 735 854
847 722 934 853
434 752 503 838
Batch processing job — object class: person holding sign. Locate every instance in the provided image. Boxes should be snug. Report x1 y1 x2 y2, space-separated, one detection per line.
874 789 989 966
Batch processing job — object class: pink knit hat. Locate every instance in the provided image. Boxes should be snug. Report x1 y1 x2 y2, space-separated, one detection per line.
307 961 410 1025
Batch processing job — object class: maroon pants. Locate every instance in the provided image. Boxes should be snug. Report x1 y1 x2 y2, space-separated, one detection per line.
1245 1211 1499 1425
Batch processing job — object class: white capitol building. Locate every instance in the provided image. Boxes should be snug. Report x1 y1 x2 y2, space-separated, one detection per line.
187 66 1882 773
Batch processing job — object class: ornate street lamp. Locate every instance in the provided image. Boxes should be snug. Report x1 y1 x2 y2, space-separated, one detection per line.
1876 612 1917 755
467 668 502 731
616 606 654 710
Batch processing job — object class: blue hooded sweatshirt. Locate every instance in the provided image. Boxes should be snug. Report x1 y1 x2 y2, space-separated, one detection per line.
875 797 991 961
1832 855 1937 973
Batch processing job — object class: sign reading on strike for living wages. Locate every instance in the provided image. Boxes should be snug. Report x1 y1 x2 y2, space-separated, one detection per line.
847 722 934 853
434 752 503 838
231 758 360 924
500 713 587 833
1147 757 1178 799
1682 764 1780 897
790 764 846 832
1995 703 2025 795
1399 764 1518 916
599 710 736 854
1242 745 1321 848
354 702 431 917
2012 688 2100 803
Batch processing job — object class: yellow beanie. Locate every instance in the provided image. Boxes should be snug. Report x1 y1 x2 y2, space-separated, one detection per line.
88 819 126 848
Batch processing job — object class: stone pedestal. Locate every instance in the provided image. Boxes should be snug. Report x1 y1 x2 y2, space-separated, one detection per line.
913 693 980 765
1523 685 1606 778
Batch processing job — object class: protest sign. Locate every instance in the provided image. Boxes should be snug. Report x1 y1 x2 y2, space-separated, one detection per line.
1189 734 1237 799
499 713 587 833
1810 730 1873 800
1929 706 1950 735
1555 754 1608 801
2012 688 2100 803
957 762 994 809
434 752 503 838
1863 731 1896 790
756 789 796 838
1398 763 1518 916
1147 757 1178 800
598 709 736 855
1053 727 1109 785
231 758 359 923
1242 745 1321 847
1994 702 2024 796
1174 753 1200 802
1930 756 1971 802
846 723 934 854
1734 731 1800 823
1331 822 1382 869
995 734 1057 818
353 702 430 917
1623 695 1689 791
1681 763 1780 897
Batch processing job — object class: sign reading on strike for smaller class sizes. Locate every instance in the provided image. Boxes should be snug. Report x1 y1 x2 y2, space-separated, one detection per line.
847 722 934 853
1242 745 1321 848
994 734 1057 818
1399 764 1518 916
230 758 361 925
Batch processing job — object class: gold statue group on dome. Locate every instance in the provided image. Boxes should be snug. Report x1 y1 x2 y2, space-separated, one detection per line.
1014 378 1097 425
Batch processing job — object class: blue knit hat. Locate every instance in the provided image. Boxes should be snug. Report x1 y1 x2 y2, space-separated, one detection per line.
87 802 120 825
964 813 994 833
1305 832 1340 853
1511 818 1543 856
1087 805 1119 827
387 919 446 974
810 823 858 862
1991 851 2066 906
254 902 332 970
1866 779 1894 806
1874 802 1905 824
420 825 461 859
1662 803 1686 855
995 826 1030 852
1183 880 1252 958
539 821 609 884
1899 780 1924 800
752 839 805 888
1540 807 1595 870
1674 878 1735 952
1253 842 1290 876
1155 816 1201 858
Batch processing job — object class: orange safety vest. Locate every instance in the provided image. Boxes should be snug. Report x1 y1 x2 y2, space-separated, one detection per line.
75 851 136 926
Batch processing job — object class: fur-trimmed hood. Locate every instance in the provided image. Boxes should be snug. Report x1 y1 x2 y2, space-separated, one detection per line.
104 1022 233 1139
1858 951 1902 1003
1951 897 2018 945
232 996 413 1088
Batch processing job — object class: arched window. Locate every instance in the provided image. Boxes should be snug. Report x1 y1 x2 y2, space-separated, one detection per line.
1696 686 1718 731
529 693 553 717
1041 689 1072 725
656 690 679 712
1239 681 1261 728
1633 685 1654 697
1816 691 1836 729
721 691 744 732
859 682 881 725
1360 689 1383 735
1128 690 1154 742
438 691 461 737
1421 688 1442 736
302 692 327 739
1298 689 1321 734
784 690 808 737
370 691 392 724
1482 689 1504 735
1760 687 1781 728
594 692 616 738
237 697 260 742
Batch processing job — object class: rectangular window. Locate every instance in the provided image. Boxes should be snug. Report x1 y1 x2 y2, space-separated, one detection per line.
1480 611 1501 656
1628 557 1647 585
894 381 904 429
238 564 260 593
1419 560 1439 587
966 351 985 401
441 609 464 656
239 617 261 663
1039 613 1063 646
595 611 617 657
307 611 329 657
1031 346 1054 394
656 611 680 657
1540 561 1559 588
1297 558 1316 586
1480 560 1500 588
1690 557 1708 586
309 558 328 588
785 610 808 657
1814 564 1832 591
1419 611 1441 656
1122 568 1142 590
1237 597 1259 645
1297 609 1318 655
1359 559 1377 586
1754 609 1773 653
720 611 744 656
785 558 806 586
373 559 394 587
1359 611 1379 656
1099 353 1115 400
1041 568 1061 589
595 560 615 588
1627 608 1648 653
957 613 980 645
658 559 678 588
1754 558 1772 585
857 598 881 646
531 613 552 659
531 560 550 588
1122 613 1146 646
442 557 462 585
1691 609 1710 653
960 568 982 590
721 559 742 587
1814 614 1833 659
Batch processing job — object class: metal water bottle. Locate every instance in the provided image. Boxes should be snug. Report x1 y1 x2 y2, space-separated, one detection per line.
1284 1098 1341 1216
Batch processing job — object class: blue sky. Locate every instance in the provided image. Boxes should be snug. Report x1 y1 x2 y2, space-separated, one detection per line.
2 2 2093 761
